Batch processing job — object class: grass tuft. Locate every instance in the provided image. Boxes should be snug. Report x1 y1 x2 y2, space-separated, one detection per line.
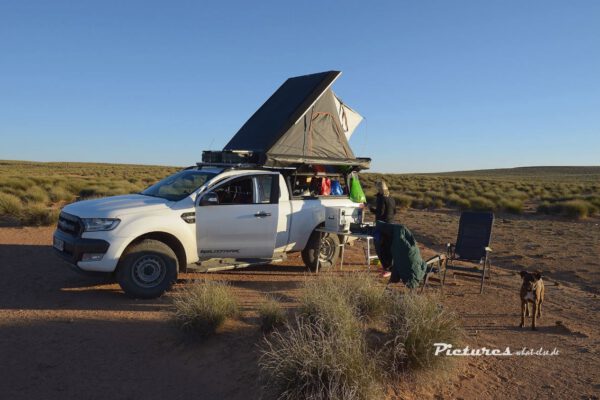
24 185 49 204
260 316 382 400
386 292 462 372
173 280 239 337
258 295 287 332
0 193 23 216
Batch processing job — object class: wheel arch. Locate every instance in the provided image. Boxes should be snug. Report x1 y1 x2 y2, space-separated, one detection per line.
121 232 188 273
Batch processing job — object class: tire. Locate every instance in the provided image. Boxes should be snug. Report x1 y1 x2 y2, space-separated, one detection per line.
302 229 341 272
116 239 178 299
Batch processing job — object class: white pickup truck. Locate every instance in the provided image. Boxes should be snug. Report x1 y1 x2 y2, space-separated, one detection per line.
53 165 361 298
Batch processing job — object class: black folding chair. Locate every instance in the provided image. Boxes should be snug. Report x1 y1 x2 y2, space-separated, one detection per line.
442 211 494 294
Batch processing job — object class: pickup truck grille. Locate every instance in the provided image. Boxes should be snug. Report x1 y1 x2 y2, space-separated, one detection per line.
57 212 82 237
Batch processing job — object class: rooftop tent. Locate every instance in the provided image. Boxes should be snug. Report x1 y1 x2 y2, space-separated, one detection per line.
223 71 370 169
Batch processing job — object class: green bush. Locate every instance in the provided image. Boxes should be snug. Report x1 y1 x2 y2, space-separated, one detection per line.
258 296 287 332
173 280 239 337
0 193 23 216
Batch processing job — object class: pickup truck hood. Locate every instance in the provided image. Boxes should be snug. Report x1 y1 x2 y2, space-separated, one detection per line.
62 194 172 218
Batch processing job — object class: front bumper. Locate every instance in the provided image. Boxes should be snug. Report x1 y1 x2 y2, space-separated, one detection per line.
53 229 110 266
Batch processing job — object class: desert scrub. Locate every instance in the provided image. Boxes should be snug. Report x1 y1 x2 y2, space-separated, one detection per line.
0 193 23 216
468 196 495 211
498 198 523 214
300 273 387 324
339 273 388 322
558 199 596 219
538 199 597 219
393 194 413 209
445 193 470 210
173 280 239 337
299 281 360 339
49 186 74 202
259 316 382 400
386 292 462 372
258 295 287 332
24 185 49 204
21 205 60 226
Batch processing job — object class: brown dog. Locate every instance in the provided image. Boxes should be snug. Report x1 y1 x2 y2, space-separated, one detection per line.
519 271 545 330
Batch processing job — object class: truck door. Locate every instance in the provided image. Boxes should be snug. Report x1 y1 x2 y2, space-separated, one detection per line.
195 173 279 259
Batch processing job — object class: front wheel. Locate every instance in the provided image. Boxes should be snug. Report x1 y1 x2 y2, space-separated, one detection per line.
116 239 178 299
302 230 341 272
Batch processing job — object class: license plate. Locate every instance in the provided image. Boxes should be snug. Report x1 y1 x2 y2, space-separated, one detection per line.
53 236 64 252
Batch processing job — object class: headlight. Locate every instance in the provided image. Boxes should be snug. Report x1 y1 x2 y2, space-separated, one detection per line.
82 218 120 232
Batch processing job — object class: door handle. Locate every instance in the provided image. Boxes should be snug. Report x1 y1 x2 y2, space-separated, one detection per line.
254 211 271 218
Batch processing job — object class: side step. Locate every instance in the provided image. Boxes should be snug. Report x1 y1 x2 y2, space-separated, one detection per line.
186 255 285 273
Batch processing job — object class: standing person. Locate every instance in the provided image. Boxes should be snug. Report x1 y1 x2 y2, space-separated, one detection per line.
370 180 396 223
370 180 396 277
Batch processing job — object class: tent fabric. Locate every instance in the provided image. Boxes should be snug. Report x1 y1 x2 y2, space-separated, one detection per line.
333 92 363 139
223 71 368 168
375 221 427 289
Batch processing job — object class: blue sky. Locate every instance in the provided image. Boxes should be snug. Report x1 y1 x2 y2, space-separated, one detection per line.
1 1 598 172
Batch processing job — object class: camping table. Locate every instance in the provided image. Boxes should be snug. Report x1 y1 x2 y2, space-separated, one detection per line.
314 228 377 273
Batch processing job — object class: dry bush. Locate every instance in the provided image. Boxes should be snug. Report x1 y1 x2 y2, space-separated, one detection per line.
300 274 387 324
299 282 360 339
468 196 495 211
24 185 49 204
258 295 287 332
259 316 382 400
445 193 471 210
49 186 74 202
393 194 413 209
557 199 596 219
21 204 60 226
498 198 523 214
173 280 239 337
0 193 23 216
386 292 462 372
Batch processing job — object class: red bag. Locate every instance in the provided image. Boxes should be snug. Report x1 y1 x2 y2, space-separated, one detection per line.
320 178 331 196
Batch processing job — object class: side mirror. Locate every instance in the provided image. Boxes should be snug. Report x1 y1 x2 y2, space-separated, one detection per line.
200 192 219 206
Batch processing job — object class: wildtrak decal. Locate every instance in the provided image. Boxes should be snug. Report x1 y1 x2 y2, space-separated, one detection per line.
200 249 241 254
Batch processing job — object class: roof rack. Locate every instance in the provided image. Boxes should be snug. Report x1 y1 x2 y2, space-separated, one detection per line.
196 162 261 169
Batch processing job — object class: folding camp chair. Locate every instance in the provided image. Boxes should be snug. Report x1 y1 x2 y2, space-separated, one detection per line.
442 211 494 294
419 254 447 293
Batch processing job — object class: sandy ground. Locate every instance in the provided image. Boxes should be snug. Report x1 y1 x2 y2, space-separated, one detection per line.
0 209 598 399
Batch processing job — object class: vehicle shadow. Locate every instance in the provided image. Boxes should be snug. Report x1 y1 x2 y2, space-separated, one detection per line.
0 317 263 400
0 244 307 312
0 244 172 312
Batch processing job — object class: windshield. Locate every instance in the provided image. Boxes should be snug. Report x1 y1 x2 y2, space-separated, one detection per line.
141 170 216 201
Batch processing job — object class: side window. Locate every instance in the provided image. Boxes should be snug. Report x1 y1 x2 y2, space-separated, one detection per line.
213 177 254 205
255 175 276 204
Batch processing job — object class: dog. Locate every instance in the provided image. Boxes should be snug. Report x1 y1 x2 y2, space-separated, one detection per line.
519 271 545 330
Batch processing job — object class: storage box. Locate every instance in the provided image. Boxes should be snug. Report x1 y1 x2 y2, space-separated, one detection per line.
202 151 223 163
325 206 361 232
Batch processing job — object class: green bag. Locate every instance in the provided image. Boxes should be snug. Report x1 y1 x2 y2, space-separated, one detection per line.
349 173 367 203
